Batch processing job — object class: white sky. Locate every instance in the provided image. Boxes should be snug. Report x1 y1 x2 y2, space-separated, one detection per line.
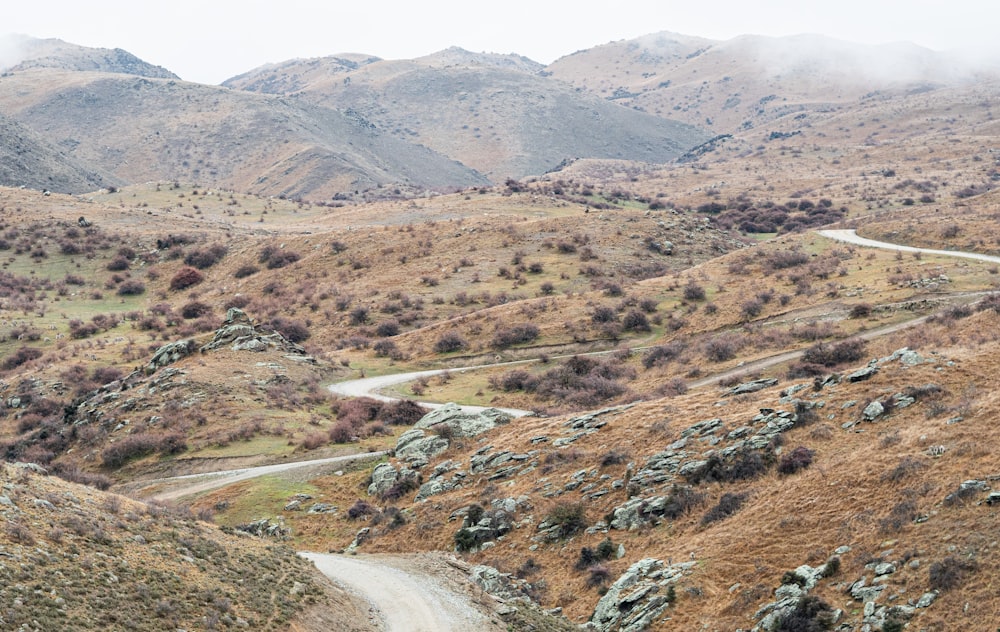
3 0 997 84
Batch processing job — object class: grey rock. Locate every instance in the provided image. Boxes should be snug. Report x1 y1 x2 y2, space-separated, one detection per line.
862 400 884 421
146 339 196 373
915 591 937 608
394 429 450 466
986 492 1000 506
367 463 400 497
681 418 723 438
847 366 879 382
874 562 896 576
727 378 778 396
414 402 512 438
307 503 337 514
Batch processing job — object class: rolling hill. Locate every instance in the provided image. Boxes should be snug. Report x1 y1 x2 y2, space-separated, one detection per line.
223 48 711 180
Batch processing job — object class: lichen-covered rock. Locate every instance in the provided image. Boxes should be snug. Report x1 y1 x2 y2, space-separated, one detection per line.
414 402 512 437
367 463 400 496
590 558 695 632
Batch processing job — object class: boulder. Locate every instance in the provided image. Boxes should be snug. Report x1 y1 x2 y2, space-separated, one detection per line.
727 378 779 396
862 400 884 421
414 403 512 437
146 339 195 373
394 429 450 467
367 463 400 496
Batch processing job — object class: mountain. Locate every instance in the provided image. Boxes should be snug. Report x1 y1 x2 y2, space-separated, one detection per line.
0 69 488 198
224 48 711 180
546 31 997 132
0 110 119 192
0 34 178 78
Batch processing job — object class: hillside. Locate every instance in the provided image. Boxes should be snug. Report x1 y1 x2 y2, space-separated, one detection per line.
0 34 179 78
0 68 488 198
0 461 370 631
546 32 997 133
0 111 119 192
224 49 710 180
2 27 1000 632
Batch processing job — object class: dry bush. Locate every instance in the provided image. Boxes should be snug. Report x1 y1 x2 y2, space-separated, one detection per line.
701 492 749 525
491 323 540 349
434 331 467 353
777 446 815 475
169 266 204 291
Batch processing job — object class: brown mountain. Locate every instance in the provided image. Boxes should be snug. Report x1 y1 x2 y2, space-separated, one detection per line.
223 48 711 181
546 31 996 133
1 34 179 78
0 68 488 198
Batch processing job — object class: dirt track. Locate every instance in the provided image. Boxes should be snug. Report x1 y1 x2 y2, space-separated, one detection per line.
301 553 502 632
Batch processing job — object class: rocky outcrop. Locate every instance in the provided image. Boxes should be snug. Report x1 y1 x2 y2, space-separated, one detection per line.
590 558 695 632
201 308 309 357
413 403 512 437
146 339 196 373
393 404 512 467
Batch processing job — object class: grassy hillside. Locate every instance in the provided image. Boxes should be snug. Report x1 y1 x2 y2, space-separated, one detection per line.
0 462 370 631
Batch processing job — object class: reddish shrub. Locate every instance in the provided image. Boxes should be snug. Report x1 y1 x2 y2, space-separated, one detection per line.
169 267 204 291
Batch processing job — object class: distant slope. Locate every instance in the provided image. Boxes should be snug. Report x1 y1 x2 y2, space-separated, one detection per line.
0 111 118 193
0 69 488 198
1 34 178 78
225 49 711 180
546 32 996 133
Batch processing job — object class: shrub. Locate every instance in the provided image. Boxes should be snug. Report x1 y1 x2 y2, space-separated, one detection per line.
1 346 43 371
101 432 185 468
269 317 310 343
184 244 227 269
928 556 977 591
376 400 427 426
169 266 204 291
233 264 259 279
683 281 706 301
328 420 356 443
373 339 399 358
591 306 618 323
301 432 328 450
701 492 748 525
704 334 744 362
586 564 612 588
347 499 376 520
117 279 146 296
545 502 588 538
622 309 651 332
489 370 533 392
259 245 300 269
763 250 811 272
849 303 873 318
773 595 836 631
778 446 815 475
801 339 866 367
642 341 686 369
106 255 130 271
434 331 467 353
375 320 401 337
181 301 211 319
491 323 540 348
686 450 772 485
381 476 420 502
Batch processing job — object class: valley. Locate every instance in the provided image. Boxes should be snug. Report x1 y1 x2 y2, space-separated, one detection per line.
1 28 999 632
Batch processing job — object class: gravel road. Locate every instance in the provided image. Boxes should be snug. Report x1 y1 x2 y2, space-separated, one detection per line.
818 229 1000 264
328 364 534 417
300 553 502 632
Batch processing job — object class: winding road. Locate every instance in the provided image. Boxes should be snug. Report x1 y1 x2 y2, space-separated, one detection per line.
136 228 1000 632
818 229 1000 264
300 553 501 632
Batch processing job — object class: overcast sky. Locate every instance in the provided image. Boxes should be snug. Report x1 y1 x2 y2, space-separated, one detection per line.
3 0 997 84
